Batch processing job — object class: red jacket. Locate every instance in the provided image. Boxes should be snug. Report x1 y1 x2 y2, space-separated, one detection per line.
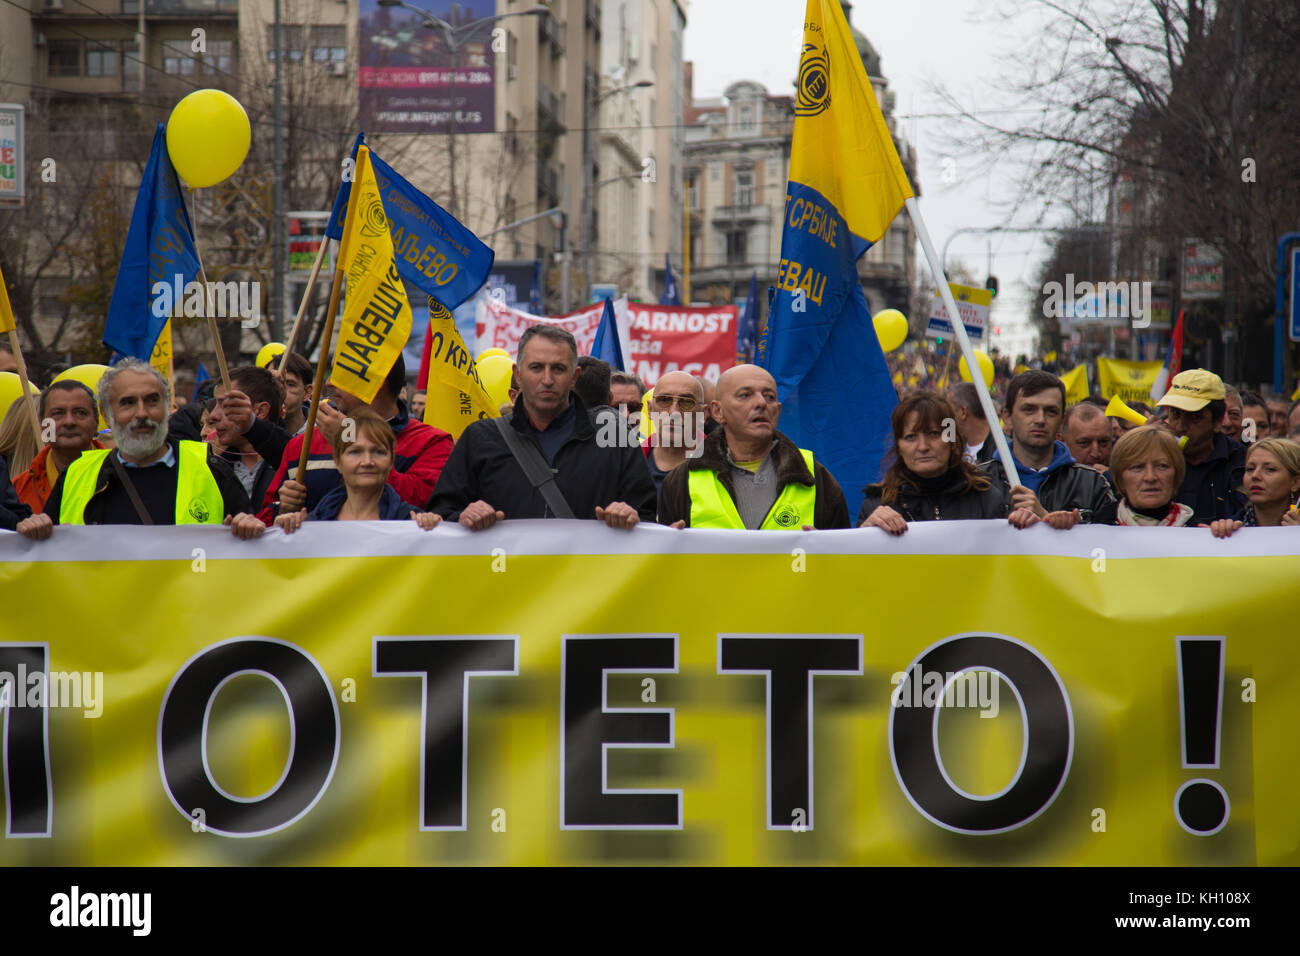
13 440 107 513
257 415 452 524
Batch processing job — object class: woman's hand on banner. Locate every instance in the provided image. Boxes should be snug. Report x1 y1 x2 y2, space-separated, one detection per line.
1009 508 1041 529
410 511 442 531
860 505 907 536
275 509 308 534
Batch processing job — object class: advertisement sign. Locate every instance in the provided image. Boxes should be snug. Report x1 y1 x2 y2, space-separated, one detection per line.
925 282 990 343
0 103 22 208
358 0 497 134
1182 239 1224 301
287 211 332 275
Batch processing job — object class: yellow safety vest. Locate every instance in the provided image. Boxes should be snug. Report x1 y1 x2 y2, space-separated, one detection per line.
687 448 817 530
60 441 224 525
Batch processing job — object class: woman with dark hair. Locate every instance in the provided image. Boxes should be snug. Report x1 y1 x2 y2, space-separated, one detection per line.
859 391 1032 535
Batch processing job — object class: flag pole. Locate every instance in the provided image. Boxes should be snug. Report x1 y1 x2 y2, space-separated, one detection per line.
905 197 1018 490
293 264 345 487
282 237 330 360
5 329 42 444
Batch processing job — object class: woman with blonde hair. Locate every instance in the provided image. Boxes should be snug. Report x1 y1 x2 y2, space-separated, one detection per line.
1207 437 1300 537
0 398 40 477
1047 425 1194 527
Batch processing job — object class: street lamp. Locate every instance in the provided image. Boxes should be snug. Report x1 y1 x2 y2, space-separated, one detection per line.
375 1 547 219
581 78 653 306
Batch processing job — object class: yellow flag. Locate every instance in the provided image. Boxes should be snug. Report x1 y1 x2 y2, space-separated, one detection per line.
1060 364 1088 406
0 261 15 333
151 320 174 386
330 145 413 403
788 0 914 246
422 296 498 438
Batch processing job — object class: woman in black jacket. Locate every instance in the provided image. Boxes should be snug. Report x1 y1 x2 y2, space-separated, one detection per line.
859 391 1034 534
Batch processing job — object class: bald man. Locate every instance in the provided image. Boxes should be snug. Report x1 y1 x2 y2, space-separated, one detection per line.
643 371 707 501
658 364 849 529
1061 402 1113 471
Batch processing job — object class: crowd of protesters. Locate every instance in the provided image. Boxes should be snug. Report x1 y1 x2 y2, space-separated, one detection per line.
3 331 1299 540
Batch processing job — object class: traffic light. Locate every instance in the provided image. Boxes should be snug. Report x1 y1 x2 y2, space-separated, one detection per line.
985 275 999 298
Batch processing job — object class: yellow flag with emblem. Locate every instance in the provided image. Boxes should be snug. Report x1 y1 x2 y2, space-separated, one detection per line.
422 295 498 438
1060 364 1088 406
0 261 15 333
330 145 413 404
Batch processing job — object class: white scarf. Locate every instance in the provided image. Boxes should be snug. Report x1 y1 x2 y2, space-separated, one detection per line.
1117 500 1194 527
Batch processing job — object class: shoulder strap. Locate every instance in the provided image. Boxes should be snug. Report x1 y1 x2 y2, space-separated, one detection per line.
494 416 575 519
106 453 155 526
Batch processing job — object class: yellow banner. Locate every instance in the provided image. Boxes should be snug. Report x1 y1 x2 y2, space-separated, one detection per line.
151 320 174 390
0 261 15 333
331 145 413 404
1098 357 1164 403
423 296 498 438
1061 364 1088 406
1 522 1295 865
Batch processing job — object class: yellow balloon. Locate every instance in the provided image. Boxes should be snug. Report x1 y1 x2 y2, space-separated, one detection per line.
475 354 515 411
477 348 512 361
872 308 908 352
257 343 286 369
0 371 40 427
958 350 995 388
166 90 251 188
52 364 112 429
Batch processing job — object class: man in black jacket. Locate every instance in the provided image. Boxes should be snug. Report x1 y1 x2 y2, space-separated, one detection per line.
1156 369 1246 521
428 325 656 529
981 370 1114 521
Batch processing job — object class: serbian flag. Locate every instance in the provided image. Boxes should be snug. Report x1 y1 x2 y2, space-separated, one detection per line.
1150 309 1185 400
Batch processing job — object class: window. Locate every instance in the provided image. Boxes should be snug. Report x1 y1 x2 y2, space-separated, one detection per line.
122 0 138 12
686 171 699 210
738 105 754 132
123 40 140 85
204 40 233 75
506 113 518 156
311 25 346 63
162 41 195 75
267 25 304 62
726 230 747 265
734 169 754 207
86 42 117 77
49 39 82 77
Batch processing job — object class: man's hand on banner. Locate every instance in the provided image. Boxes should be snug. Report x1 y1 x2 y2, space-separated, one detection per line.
16 513 53 541
1009 508 1041 528
226 512 267 539
1010 485 1047 518
460 500 505 531
595 502 639 530
1044 509 1082 530
278 479 307 514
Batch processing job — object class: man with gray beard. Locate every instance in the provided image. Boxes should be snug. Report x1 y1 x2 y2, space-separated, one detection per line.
16 358 249 539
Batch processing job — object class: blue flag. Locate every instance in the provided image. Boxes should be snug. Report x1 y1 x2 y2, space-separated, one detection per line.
736 271 759 363
590 297 625 372
660 253 681 306
104 123 200 361
325 133 493 310
759 0 914 517
192 363 211 402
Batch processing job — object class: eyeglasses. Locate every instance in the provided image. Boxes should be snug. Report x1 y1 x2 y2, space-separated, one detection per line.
652 394 699 412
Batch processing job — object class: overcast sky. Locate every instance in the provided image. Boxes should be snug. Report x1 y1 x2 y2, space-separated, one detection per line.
682 0 1054 337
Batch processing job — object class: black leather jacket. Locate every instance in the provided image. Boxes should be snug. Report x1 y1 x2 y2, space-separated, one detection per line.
859 466 1010 524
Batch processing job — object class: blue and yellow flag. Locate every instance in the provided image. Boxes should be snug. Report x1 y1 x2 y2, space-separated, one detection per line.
331 145 413 404
759 0 913 516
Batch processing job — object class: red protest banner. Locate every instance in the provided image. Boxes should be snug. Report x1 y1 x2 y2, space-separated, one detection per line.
625 303 738 386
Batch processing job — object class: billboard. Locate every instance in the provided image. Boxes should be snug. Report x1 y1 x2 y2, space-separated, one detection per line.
0 103 24 207
358 0 496 134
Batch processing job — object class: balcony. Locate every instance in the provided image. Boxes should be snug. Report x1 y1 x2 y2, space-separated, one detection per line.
116 0 238 15
712 203 770 225
539 13 565 56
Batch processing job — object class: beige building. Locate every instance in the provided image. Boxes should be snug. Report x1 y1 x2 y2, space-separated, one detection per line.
590 0 685 303
682 1 918 331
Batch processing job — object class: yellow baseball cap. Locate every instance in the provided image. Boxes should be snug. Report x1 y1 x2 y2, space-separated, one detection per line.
1157 369 1225 411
